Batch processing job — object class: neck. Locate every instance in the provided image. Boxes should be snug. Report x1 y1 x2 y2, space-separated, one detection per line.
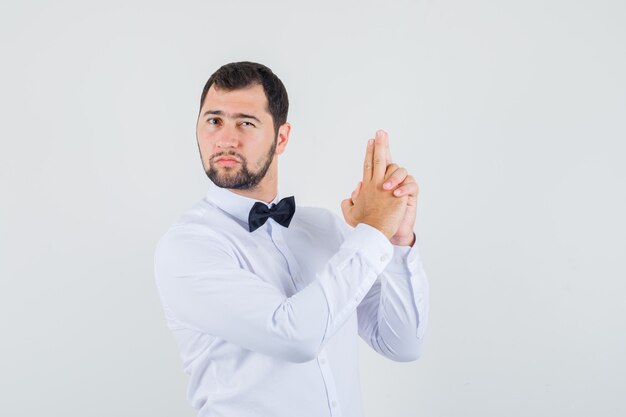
228 185 277 203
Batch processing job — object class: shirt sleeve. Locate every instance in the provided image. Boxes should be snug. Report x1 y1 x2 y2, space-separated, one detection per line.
356 235 430 362
328 212 430 362
154 223 394 364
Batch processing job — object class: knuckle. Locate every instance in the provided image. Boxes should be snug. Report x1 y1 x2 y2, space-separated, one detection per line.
394 170 406 179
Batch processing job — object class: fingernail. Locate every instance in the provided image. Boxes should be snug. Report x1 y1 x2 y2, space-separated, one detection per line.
368 139 373 147
383 181 392 189
394 189 402 196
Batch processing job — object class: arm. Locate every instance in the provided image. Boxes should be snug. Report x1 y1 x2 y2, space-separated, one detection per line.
342 130 429 361
331 211 429 362
356 239 430 362
154 222 395 364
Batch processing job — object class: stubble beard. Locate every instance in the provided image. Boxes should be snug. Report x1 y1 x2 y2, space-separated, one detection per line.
205 136 277 190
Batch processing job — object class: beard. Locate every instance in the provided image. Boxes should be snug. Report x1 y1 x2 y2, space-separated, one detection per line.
205 136 277 190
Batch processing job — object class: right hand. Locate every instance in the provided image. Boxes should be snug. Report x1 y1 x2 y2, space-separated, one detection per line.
341 131 408 239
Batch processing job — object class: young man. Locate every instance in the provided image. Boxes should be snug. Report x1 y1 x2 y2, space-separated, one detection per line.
154 61 429 417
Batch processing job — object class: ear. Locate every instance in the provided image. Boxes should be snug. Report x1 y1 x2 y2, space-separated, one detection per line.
275 122 291 155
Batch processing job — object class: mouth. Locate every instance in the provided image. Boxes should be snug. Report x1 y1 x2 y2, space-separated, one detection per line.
214 156 241 167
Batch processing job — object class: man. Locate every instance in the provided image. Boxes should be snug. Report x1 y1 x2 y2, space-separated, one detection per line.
154 61 429 417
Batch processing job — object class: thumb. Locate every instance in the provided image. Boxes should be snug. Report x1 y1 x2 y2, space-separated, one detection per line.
340 198 352 219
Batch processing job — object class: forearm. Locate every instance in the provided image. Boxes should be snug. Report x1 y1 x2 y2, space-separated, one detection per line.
358 241 430 361
155 223 396 363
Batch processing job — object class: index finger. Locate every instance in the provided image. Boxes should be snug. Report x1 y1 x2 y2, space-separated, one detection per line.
376 129 393 166
362 137 374 182
372 130 388 181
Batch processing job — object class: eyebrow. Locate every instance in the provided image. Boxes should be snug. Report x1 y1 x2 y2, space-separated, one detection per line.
202 110 262 124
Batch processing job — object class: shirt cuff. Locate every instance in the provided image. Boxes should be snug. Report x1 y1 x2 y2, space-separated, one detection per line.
385 237 423 274
342 223 394 275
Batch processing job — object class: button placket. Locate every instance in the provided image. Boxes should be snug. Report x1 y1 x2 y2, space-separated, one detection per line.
272 227 307 290
316 349 343 416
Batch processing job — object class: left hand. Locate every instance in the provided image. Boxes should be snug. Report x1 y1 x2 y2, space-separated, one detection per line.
348 131 419 246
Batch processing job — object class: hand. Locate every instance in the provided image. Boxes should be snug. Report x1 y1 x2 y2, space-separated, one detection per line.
340 131 408 240
346 131 419 246
382 152 419 246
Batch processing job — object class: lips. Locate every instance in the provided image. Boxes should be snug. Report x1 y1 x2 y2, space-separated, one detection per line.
214 156 241 163
214 156 241 167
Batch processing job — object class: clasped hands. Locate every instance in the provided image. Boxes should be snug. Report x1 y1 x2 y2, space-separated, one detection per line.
341 130 418 247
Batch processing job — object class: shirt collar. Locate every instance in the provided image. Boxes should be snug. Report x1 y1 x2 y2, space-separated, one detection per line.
205 179 282 225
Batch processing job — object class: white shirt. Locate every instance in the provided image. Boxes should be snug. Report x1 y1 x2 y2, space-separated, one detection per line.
154 180 430 417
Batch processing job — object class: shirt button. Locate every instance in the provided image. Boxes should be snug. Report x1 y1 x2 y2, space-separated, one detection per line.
380 254 389 262
320 358 326 364
275 239 283 245
331 401 337 407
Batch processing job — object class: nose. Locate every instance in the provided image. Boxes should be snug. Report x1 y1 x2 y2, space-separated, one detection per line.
215 124 240 149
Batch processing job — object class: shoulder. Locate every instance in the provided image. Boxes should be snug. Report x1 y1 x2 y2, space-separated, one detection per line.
154 198 233 260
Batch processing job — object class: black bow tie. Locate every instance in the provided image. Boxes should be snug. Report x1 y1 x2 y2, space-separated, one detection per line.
248 196 296 232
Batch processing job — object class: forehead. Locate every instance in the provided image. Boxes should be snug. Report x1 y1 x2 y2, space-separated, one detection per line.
202 83 270 116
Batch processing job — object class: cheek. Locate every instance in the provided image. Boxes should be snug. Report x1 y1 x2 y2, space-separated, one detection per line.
197 138 216 161
197 133 215 149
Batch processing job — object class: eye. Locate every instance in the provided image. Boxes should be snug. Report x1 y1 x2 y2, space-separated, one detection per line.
240 121 256 127
207 118 220 125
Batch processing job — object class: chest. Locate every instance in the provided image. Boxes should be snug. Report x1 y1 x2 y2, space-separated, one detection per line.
228 220 343 296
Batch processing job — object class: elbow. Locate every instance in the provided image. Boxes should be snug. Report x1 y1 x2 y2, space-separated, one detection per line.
379 335 426 363
387 321 428 362
282 342 322 363
389 342 424 362
269 321 325 363
267 299 327 363
265 321 324 363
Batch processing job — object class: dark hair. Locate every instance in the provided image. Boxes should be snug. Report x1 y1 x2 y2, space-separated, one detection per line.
199 61 289 135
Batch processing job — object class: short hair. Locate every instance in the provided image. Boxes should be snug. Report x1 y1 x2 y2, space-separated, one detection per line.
199 61 289 135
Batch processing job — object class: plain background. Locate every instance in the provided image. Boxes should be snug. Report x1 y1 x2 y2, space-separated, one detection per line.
1 0 625 416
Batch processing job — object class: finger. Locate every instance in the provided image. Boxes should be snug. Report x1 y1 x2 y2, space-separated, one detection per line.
383 163 399 181
362 138 375 182
392 180 419 198
340 197 352 217
383 166 407 190
372 130 388 181
351 181 362 203
393 174 416 188
383 130 393 165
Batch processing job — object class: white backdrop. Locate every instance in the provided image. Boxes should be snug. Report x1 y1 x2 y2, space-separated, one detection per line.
1 1 625 416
